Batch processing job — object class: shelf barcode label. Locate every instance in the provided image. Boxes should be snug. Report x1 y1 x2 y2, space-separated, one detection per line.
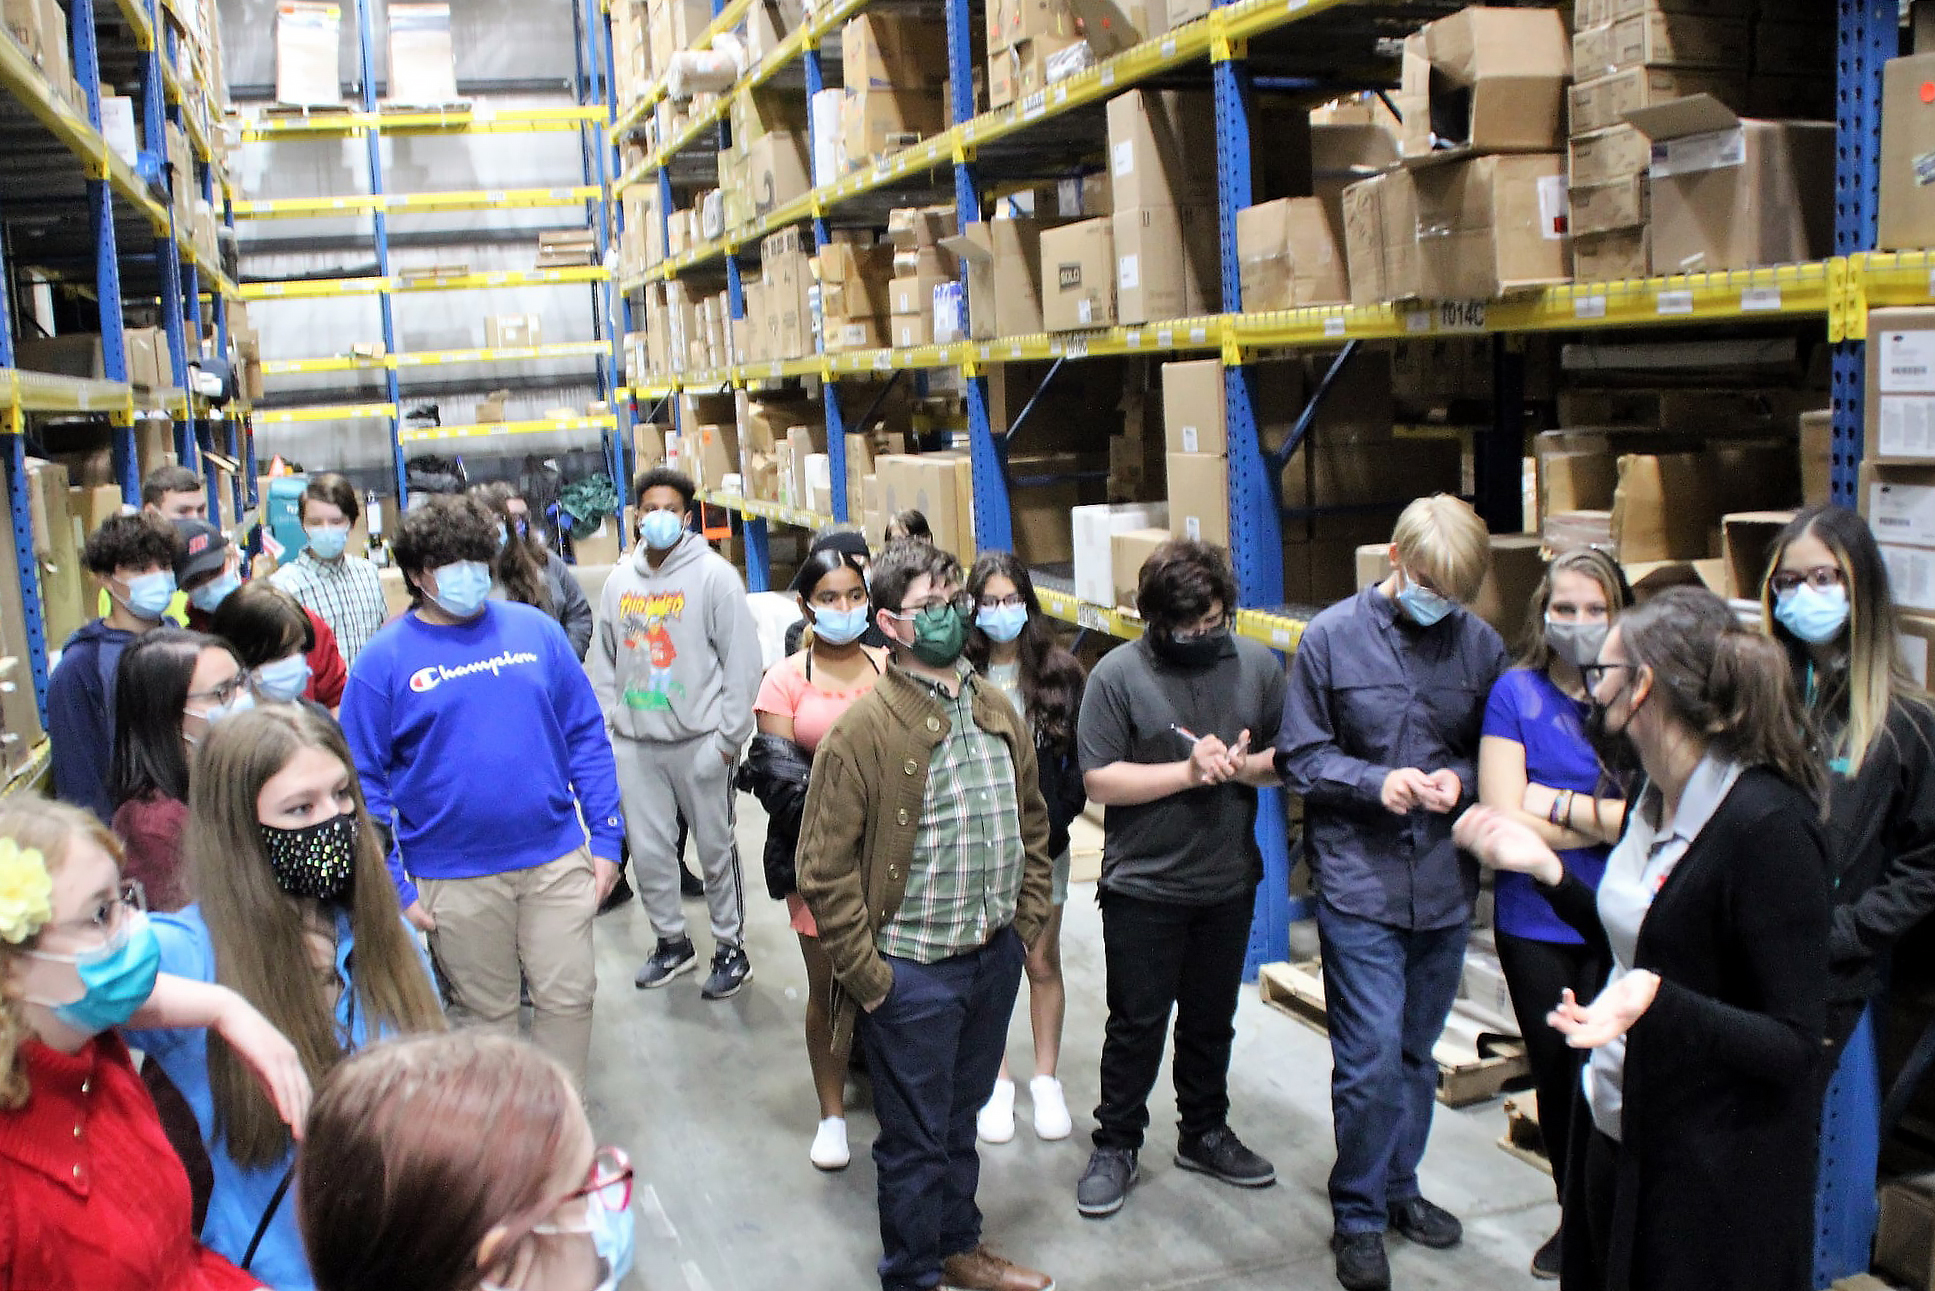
1741 287 1781 312
1324 317 1347 338
1021 92 1047 119
872 352 892 370
1271 628 1291 647
1161 37 1176 56
1066 337 1089 358
1124 330 1142 347
1437 300 1487 332
1157 329 1174 348
1101 66 1115 87
1574 296 1607 320
1077 604 1106 631
1190 326 1208 344
1657 290 1694 315
1405 310 1431 334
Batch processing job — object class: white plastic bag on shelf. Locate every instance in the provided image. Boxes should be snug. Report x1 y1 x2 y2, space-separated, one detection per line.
1045 40 1095 86
667 33 747 100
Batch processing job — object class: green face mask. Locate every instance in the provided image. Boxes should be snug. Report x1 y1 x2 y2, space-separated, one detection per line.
908 602 968 667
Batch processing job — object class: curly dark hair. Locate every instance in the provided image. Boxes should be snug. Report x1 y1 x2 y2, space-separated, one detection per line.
470 481 552 615
393 496 498 602
633 467 695 511
82 512 179 576
1136 539 1238 635
869 537 963 621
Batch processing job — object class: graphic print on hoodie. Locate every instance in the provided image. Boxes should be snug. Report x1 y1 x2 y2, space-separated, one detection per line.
618 588 686 710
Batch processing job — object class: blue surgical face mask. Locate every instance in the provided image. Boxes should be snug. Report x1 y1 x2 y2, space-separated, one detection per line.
430 560 493 619
186 688 256 737
25 910 162 1036
976 603 1029 644
1775 582 1850 645
487 1194 636 1291
118 570 177 621
639 509 685 551
188 569 241 614
811 604 870 646
306 525 349 559
1396 571 1454 628
253 654 313 703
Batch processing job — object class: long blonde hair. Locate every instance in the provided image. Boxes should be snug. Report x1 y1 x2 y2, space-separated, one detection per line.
1762 505 1928 777
0 796 120 1110
186 706 444 1168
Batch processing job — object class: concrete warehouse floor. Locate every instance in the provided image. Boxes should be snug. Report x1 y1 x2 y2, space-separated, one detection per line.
581 806 1558 1291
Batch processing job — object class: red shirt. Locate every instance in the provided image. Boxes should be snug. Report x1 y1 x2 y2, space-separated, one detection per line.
184 604 345 708
0 1034 261 1291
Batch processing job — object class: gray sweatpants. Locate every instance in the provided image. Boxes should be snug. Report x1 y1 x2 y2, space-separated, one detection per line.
613 732 745 950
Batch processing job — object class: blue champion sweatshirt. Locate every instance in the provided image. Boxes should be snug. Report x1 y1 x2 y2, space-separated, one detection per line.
339 601 624 908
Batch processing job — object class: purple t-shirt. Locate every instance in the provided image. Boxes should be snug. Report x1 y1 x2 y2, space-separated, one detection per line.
1481 667 1613 944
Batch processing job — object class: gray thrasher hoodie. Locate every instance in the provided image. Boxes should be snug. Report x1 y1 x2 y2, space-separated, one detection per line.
588 530 762 757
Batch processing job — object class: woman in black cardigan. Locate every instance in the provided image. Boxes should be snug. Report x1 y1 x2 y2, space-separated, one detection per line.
1456 586 1829 1291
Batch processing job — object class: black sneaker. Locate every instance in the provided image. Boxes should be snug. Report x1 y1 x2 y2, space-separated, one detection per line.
701 945 752 999
1075 1147 1138 1218
1331 1232 1390 1291
1531 1227 1562 1280
1175 1126 1276 1188
1388 1196 1462 1249
679 862 705 898
634 937 697 989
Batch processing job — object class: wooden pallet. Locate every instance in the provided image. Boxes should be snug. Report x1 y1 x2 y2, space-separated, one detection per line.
1498 1095 1553 1176
1257 960 1532 1109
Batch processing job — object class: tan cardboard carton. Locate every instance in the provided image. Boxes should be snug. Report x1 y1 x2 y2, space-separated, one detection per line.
842 87 947 163
1569 67 1747 135
746 131 812 218
940 219 1053 338
1162 359 1226 455
1165 453 1229 547
1572 14 1750 79
842 12 948 88
1572 227 1651 281
1112 204 1218 324
1236 197 1347 310
1342 168 1422 306
1112 527 1172 611
1397 6 1570 161
1040 217 1116 331
1105 90 1217 211
1413 154 1570 300
1880 54 1935 251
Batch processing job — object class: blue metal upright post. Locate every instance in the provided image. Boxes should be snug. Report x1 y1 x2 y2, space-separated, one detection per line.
70 0 137 506
946 0 1006 553
585 0 631 487
355 0 408 505
0 264 48 722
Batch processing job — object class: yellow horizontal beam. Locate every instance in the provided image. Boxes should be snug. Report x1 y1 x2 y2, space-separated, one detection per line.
609 0 757 142
697 490 832 531
0 369 135 415
398 415 617 443
1036 580 1305 650
1 740 51 800
254 402 400 424
262 341 614 375
241 266 612 301
235 105 608 141
234 185 602 219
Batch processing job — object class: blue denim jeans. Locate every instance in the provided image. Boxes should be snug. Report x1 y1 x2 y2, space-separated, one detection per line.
860 928 1026 1291
1316 900 1469 1234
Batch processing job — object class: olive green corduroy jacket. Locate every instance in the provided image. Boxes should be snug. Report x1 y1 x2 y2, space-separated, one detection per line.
795 663 1054 1057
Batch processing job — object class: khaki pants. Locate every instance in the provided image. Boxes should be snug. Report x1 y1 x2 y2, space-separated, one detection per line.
421 847 596 1088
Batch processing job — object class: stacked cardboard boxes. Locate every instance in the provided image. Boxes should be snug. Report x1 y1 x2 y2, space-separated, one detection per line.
814 236 895 352
873 453 976 561
758 227 815 360
887 206 959 348
840 13 948 169
1864 311 1935 636
729 87 812 226
941 217 1055 339
1161 359 1229 554
987 0 1083 110
1105 90 1218 326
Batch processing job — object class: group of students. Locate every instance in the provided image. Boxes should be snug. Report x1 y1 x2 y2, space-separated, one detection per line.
4 455 1933 1291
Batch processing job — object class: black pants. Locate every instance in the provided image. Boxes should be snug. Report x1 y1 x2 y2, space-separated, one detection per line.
1570 1127 1620 1291
1495 931 1604 1199
1093 887 1256 1151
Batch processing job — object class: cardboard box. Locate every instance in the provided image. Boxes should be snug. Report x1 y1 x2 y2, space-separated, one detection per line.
1901 616 1935 689
942 219 1052 339
28 460 83 650
746 130 812 218
1111 527 1172 611
0 493 44 775
485 314 542 349
1867 308 1935 464
842 87 947 163
1397 6 1570 161
1569 67 1747 135
1801 409 1832 507
1884 542 1935 614
1569 124 1651 188
1009 477 1087 566
890 313 931 348
730 86 810 156
1881 55 1935 252
986 0 1077 50
1572 227 1651 281
1414 154 1570 300
1720 510 1796 599
1040 217 1116 331
1342 169 1426 306
124 327 166 392
16 335 105 379
1572 14 1750 78
1162 359 1225 455
1568 174 1648 236
988 33 1086 109
1072 503 1169 603
1106 90 1217 211
387 3 456 104
1166 452 1229 547
1236 197 1348 311
1628 96 1833 275
1067 0 1153 58
275 1 340 106
1112 204 1218 324
476 390 510 424
842 12 948 88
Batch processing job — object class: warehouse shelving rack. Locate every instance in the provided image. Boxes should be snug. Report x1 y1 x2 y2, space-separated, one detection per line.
1 0 245 785
603 0 1911 984
232 0 629 503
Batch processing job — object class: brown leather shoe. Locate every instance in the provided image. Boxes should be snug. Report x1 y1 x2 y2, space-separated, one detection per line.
940 1245 1055 1291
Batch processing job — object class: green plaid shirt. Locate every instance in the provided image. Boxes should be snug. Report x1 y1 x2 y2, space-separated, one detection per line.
876 670 1026 963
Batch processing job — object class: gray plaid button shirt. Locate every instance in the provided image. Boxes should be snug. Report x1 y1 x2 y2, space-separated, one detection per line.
270 550 388 665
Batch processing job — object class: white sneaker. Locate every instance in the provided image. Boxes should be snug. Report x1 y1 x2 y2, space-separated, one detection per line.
1031 1075 1073 1141
978 1078 1017 1144
810 1117 850 1171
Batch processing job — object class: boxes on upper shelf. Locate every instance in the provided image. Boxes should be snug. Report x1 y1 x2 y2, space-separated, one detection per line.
1067 0 1157 58
275 1 341 107
1416 154 1570 300
746 130 811 218
1072 503 1170 604
1572 13 1751 80
1395 6 1570 161
1880 55 1935 252
1040 217 1115 331
842 12 948 89
1866 309 1935 466
1112 204 1217 324
1236 197 1348 311
386 3 457 105
1162 360 1225 455
1106 90 1217 211
1569 67 1747 135
942 219 1055 339
988 33 1087 109
485 314 542 350
841 87 947 166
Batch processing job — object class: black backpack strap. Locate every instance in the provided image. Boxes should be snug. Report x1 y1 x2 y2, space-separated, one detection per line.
241 1164 296 1271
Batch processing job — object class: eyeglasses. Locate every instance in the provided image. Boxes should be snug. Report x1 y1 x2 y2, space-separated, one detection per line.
895 592 973 617
1579 662 1632 690
1769 565 1845 597
561 1146 634 1214
42 879 145 945
186 674 253 706
978 594 1025 610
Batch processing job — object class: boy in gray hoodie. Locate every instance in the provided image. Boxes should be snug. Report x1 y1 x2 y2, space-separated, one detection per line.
591 468 764 999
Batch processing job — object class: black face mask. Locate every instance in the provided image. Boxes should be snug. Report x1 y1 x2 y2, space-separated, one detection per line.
1583 683 1641 778
1150 628 1230 670
261 812 359 901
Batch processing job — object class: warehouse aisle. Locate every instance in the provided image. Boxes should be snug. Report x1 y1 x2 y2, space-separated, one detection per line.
584 806 1558 1291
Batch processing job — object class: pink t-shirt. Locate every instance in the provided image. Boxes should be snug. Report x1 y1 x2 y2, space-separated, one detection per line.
754 647 886 752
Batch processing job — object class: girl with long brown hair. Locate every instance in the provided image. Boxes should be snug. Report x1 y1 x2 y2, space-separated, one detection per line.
471 481 595 659
125 705 445 1291
1759 504 1935 1281
1456 586 1829 1291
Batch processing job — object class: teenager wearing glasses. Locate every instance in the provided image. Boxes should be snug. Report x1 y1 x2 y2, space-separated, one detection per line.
299 1032 634 1291
0 794 311 1291
1475 548 1631 1279
1759 505 1935 1283
1456 586 1829 1291
963 553 1088 1147
125 706 445 1290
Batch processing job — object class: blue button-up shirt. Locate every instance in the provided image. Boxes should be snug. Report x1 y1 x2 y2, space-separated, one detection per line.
123 905 435 1291
1277 585 1508 931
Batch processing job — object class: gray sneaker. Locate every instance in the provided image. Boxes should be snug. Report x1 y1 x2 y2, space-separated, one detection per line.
701 945 752 999
1075 1147 1138 1218
635 937 697 989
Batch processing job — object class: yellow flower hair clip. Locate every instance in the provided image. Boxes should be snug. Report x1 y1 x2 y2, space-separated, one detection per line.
0 839 54 944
